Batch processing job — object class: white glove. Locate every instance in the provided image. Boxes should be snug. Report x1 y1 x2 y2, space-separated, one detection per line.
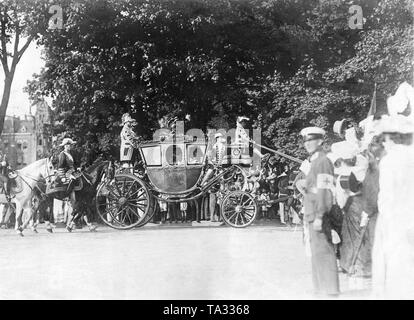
331 230 341 244
1 161 6 166
360 211 369 227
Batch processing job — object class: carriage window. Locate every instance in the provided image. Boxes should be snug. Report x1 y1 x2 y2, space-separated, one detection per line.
187 145 206 165
141 146 162 166
165 145 183 166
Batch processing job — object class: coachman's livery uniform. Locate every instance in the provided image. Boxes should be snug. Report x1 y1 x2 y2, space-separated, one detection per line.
120 113 141 163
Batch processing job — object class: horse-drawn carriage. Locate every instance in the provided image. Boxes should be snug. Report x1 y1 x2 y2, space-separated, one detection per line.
95 135 259 229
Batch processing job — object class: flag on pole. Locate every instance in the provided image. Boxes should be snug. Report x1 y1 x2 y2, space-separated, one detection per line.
368 83 377 117
359 83 377 150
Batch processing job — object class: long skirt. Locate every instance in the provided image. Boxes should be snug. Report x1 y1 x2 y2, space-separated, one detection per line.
339 196 377 277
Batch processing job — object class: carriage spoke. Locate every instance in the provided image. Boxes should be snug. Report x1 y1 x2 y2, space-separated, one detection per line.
113 180 123 197
114 206 128 223
129 193 147 204
124 207 134 224
129 206 144 219
242 198 252 207
127 201 148 209
124 181 137 198
239 212 245 224
128 187 144 199
108 206 123 224
227 210 238 222
243 211 254 219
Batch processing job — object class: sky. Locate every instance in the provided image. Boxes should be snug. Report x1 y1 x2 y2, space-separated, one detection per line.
0 40 45 117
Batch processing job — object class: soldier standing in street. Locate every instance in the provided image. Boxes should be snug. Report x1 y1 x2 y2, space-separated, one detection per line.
300 126 340 297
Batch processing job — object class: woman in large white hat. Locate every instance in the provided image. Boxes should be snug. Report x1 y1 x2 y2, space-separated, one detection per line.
330 141 373 285
372 114 414 299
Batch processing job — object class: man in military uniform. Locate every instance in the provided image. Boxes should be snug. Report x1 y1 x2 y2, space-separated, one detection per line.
120 113 141 168
300 126 340 296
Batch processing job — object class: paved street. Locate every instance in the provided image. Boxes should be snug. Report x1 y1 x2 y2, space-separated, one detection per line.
0 223 370 300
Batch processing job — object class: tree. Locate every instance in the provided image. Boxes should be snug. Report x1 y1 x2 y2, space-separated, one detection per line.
26 0 413 164
0 0 50 133
27 0 298 161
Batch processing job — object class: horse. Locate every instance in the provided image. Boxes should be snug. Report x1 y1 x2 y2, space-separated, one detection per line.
33 159 113 232
0 158 50 236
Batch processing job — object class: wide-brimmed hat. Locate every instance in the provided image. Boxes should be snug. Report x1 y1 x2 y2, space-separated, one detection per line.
330 141 359 162
60 138 76 147
387 82 412 116
374 115 414 135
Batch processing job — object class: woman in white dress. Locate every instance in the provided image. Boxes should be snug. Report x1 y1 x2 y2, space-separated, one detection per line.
372 115 414 299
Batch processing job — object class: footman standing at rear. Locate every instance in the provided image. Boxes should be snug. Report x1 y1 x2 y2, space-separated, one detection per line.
300 126 340 297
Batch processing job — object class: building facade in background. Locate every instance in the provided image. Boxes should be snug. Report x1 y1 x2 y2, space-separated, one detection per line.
1 100 52 169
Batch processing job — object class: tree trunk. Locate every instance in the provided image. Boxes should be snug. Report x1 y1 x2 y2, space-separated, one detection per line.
0 75 13 134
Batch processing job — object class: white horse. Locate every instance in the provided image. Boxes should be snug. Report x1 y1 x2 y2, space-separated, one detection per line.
0 158 50 236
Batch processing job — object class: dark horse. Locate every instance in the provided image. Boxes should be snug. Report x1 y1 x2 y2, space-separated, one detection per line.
32 159 113 232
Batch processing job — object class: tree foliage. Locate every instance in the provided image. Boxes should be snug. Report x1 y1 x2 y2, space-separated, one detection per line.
27 0 413 163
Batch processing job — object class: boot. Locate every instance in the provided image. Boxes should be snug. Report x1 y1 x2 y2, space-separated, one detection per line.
66 221 75 232
45 221 53 233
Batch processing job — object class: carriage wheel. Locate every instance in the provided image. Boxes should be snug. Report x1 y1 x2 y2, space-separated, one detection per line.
220 190 257 228
135 195 157 227
96 174 151 230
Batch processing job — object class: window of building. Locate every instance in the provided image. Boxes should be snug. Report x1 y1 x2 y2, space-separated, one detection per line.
38 139 42 146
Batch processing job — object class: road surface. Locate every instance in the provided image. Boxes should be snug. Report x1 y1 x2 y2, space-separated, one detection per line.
0 222 370 299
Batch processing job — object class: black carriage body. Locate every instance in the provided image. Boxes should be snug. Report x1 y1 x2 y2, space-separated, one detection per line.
139 138 207 194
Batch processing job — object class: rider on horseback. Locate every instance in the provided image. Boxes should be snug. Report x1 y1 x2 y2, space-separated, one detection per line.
57 138 77 189
57 138 97 232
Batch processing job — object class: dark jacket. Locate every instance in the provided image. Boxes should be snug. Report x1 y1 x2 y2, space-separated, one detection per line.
58 151 75 172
